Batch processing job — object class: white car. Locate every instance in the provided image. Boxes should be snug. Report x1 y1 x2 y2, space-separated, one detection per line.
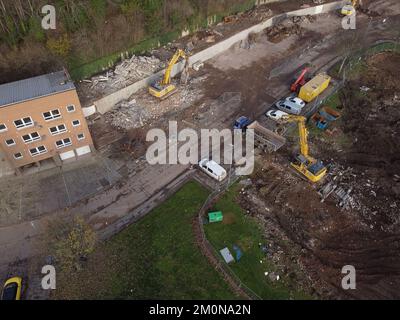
198 159 227 182
266 109 289 122
285 96 306 109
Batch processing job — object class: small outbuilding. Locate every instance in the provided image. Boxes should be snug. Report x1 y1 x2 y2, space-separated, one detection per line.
208 211 223 223
220 247 235 264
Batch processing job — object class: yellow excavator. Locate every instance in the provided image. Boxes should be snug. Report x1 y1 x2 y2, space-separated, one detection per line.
341 0 358 16
149 49 188 100
281 115 327 183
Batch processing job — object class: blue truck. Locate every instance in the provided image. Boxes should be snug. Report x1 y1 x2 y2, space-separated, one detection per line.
233 116 252 131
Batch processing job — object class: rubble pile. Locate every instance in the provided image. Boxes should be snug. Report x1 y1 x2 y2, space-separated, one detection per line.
248 6 273 22
85 55 164 91
265 23 302 43
318 163 361 210
318 162 399 230
104 99 151 130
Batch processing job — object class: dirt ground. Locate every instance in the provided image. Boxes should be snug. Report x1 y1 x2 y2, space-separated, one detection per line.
238 51 400 299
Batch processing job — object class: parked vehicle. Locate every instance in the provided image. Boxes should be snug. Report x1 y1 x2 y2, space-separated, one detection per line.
198 159 227 181
265 109 289 122
275 99 303 115
1 277 22 300
247 121 286 153
290 67 311 92
299 73 331 103
285 96 306 109
233 116 252 130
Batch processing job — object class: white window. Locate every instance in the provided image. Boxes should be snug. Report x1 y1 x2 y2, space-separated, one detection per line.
49 124 67 135
66 105 75 112
77 133 85 141
0 123 7 133
43 109 61 121
72 120 80 127
14 117 33 129
55 137 72 149
14 152 23 160
29 145 47 157
5 138 15 146
22 132 41 143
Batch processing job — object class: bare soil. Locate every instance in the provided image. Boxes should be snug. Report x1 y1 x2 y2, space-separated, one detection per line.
239 51 400 299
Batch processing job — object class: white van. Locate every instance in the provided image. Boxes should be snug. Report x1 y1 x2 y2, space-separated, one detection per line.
198 159 227 181
275 99 303 115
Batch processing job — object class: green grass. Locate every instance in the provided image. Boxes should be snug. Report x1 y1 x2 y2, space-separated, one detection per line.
323 92 341 110
204 184 310 300
53 181 236 299
329 41 400 79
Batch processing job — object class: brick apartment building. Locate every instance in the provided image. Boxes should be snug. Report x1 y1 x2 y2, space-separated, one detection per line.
0 70 94 174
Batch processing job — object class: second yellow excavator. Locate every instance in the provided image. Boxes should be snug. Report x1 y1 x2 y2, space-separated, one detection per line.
149 49 188 100
281 115 327 183
341 0 358 16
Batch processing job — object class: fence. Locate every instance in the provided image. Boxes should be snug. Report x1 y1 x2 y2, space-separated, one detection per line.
195 170 262 300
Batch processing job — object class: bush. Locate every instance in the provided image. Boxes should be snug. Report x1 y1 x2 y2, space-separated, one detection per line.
46 34 71 57
47 216 96 272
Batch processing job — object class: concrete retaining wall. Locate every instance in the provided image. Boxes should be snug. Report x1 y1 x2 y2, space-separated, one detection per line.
94 0 346 114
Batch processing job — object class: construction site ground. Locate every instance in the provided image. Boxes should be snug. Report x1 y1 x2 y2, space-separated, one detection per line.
1 0 400 300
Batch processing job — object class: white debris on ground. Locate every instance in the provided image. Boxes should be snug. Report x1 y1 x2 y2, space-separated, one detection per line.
104 99 151 130
83 55 165 95
104 75 207 130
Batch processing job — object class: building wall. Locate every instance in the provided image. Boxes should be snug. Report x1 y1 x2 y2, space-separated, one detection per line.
0 89 94 169
94 0 346 114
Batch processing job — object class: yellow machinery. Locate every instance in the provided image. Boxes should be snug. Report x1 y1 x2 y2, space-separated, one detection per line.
299 73 331 103
281 115 327 183
341 0 358 16
149 49 188 99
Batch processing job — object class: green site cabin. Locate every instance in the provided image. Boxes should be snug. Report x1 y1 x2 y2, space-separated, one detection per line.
208 211 223 223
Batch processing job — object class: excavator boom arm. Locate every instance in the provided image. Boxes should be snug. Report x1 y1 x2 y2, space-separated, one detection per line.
281 115 309 157
162 49 187 85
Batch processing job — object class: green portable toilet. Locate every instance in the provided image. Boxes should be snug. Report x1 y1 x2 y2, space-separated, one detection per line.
208 211 223 223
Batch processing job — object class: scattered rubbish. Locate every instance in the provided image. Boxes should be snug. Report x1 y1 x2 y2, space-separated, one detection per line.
104 100 151 130
220 247 235 264
82 54 164 97
192 61 204 71
232 244 243 261
360 86 371 92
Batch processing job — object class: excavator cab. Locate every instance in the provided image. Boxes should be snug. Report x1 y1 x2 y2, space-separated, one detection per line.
291 155 327 183
341 0 358 16
149 81 177 100
341 4 356 16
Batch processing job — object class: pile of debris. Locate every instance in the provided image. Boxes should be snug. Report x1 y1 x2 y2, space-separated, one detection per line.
318 164 360 210
104 99 151 130
190 29 223 45
248 6 273 22
318 162 399 231
264 15 316 43
265 21 302 43
84 55 164 92
292 15 317 24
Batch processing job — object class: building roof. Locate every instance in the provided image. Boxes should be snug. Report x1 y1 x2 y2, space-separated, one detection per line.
0 71 75 108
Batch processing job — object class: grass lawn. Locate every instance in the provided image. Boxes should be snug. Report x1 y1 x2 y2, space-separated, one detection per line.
53 181 236 299
204 184 310 300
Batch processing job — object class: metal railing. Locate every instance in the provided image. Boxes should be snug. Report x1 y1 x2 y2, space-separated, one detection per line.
196 171 262 300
